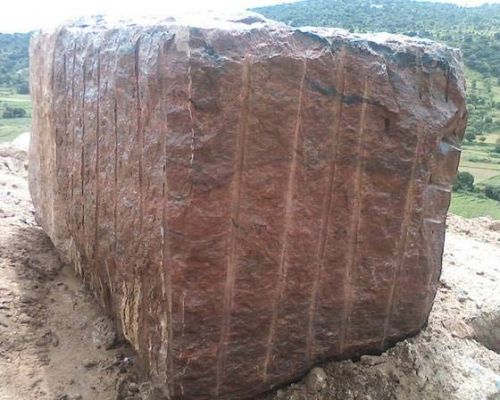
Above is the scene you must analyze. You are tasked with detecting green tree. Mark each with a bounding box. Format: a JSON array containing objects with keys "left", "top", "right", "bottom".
[
  {"left": 484, "top": 185, "right": 500, "bottom": 201},
  {"left": 0, "top": 33, "right": 30, "bottom": 87},
  {"left": 453, "top": 171, "right": 474, "bottom": 192},
  {"left": 16, "top": 82, "right": 29, "bottom": 95},
  {"left": 2, "top": 106, "right": 26, "bottom": 119},
  {"left": 465, "top": 132, "right": 476, "bottom": 143},
  {"left": 494, "top": 139, "right": 500, "bottom": 154}
]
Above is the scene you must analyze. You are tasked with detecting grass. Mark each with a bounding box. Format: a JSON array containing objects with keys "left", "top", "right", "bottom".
[
  {"left": 481, "top": 175, "right": 500, "bottom": 187},
  {"left": 465, "top": 67, "right": 500, "bottom": 138},
  {"left": 450, "top": 192, "right": 500, "bottom": 219},
  {"left": 458, "top": 143, "right": 500, "bottom": 218},
  {"left": 483, "top": 133, "right": 500, "bottom": 144},
  {"left": 0, "top": 117, "right": 31, "bottom": 142},
  {"left": 0, "top": 88, "right": 32, "bottom": 115},
  {"left": 453, "top": 136, "right": 500, "bottom": 219},
  {"left": 0, "top": 87, "right": 32, "bottom": 142},
  {"left": 458, "top": 163, "right": 500, "bottom": 183}
]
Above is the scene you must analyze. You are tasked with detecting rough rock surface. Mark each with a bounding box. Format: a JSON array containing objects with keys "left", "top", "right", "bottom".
[
  {"left": 259, "top": 214, "right": 500, "bottom": 400},
  {"left": 3, "top": 139, "right": 498, "bottom": 400},
  {"left": 29, "top": 13, "right": 467, "bottom": 399}
]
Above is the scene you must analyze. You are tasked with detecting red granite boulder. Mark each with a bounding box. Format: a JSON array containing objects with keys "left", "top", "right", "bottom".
[{"left": 29, "top": 14, "right": 467, "bottom": 399}]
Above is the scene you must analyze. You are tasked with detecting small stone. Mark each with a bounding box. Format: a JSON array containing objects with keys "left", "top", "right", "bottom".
[
  {"left": 440, "top": 279, "right": 452, "bottom": 290},
  {"left": 83, "top": 359, "right": 98, "bottom": 369},
  {"left": 304, "top": 367, "right": 327, "bottom": 393},
  {"left": 128, "top": 382, "right": 139, "bottom": 393},
  {"left": 489, "top": 222, "right": 500, "bottom": 232},
  {"left": 91, "top": 316, "right": 117, "bottom": 350},
  {"left": 360, "top": 355, "right": 385, "bottom": 366},
  {"left": 442, "top": 318, "right": 473, "bottom": 339},
  {"left": 20, "top": 295, "right": 35, "bottom": 304},
  {"left": 138, "top": 382, "right": 166, "bottom": 400}
]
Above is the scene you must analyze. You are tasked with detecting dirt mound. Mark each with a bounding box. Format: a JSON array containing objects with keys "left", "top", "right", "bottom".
[
  {"left": 447, "top": 213, "right": 500, "bottom": 245},
  {"left": 1, "top": 140, "right": 499, "bottom": 400}
]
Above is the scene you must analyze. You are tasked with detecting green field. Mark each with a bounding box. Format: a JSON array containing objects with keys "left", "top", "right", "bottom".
[
  {"left": 450, "top": 192, "right": 500, "bottom": 219},
  {"left": 454, "top": 111, "right": 500, "bottom": 219},
  {"left": 459, "top": 156, "right": 500, "bottom": 183},
  {"left": 0, "top": 87, "right": 31, "bottom": 142},
  {"left": 0, "top": 117, "right": 30, "bottom": 142},
  {"left": 482, "top": 175, "right": 500, "bottom": 187}
]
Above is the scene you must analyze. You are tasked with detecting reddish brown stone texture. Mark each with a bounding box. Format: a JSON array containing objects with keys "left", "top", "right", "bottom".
[{"left": 29, "top": 15, "right": 467, "bottom": 399}]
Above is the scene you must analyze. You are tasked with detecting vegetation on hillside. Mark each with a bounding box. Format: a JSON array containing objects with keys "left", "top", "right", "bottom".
[
  {"left": 0, "top": 33, "right": 30, "bottom": 91},
  {"left": 0, "top": 87, "right": 31, "bottom": 142},
  {"left": 0, "top": 34, "right": 32, "bottom": 142}
]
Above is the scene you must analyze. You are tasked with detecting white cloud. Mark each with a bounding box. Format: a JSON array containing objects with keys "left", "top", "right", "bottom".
[
  {"left": 0, "top": 0, "right": 498, "bottom": 33},
  {"left": 0, "top": 0, "right": 295, "bottom": 32}
]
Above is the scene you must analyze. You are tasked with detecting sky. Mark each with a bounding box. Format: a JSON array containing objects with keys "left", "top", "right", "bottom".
[{"left": 1, "top": 0, "right": 499, "bottom": 33}]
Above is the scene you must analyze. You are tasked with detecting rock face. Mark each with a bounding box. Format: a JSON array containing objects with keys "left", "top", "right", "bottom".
[{"left": 29, "top": 14, "right": 467, "bottom": 399}]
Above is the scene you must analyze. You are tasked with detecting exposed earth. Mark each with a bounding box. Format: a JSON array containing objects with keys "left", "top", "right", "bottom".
[{"left": 1, "top": 134, "right": 499, "bottom": 400}]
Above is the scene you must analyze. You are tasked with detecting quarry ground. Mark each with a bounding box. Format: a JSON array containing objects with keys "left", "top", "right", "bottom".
[{"left": 0, "top": 135, "right": 499, "bottom": 400}]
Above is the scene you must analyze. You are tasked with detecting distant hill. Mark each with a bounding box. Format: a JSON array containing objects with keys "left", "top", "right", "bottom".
[
  {"left": 253, "top": 0, "right": 499, "bottom": 77},
  {"left": 0, "top": 32, "right": 30, "bottom": 91},
  {"left": 253, "top": 0, "right": 500, "bottom": 138}
]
